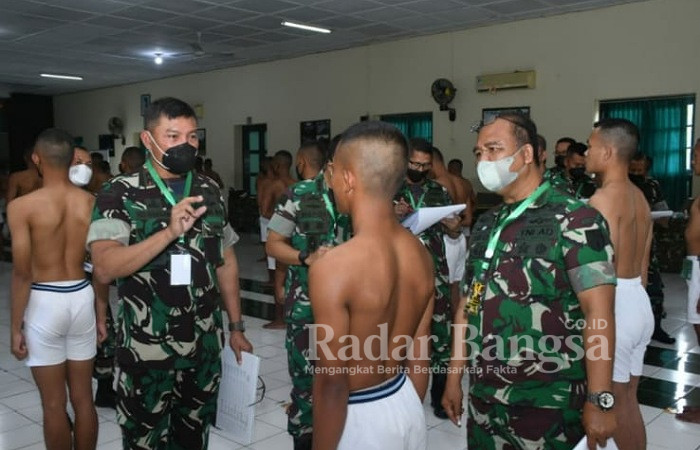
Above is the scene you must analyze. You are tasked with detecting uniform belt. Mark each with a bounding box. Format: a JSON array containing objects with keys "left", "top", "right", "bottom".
[{"left": 348, "top": 372, "right": 406, "bottom": 405}]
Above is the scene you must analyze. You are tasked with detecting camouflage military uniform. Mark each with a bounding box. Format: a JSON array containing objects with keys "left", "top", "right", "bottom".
[
  {"left": 267, "top": 172, "right": 351, "bottom": 444},
  {"left": 394, "top": 180, "right": 451, "bottom": 407},
  {"left": 547, "top": 169, "right": 596, "bottom": 200},
  {"left": 87, "top": 165, "right": 238, "bottom": 450},
  {"left": 636, "top": 176, "right": 670, "bottom": 323},
  {"left": 463, "top": 182, "right": 616, "bottom": 448}
]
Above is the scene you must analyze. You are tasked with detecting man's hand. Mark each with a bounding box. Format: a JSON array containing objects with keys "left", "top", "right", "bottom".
[
  {"left": 394, "top": 198, "right": 412, "bottom": 219},
  {"left": 306, "top": 246, "right": 332, "bottom": 266},
  {"left": 230, "top": 331, "right": 253, "bottom": 364},
  {"left": 97, "top": 317, "right": 108, "bottom": 345},
  {"left": 441, "top": 379, "right": 464, "bottom": 427},
  {"left": 582, "top": 402, "right": 616, "bottom": 449},
  {"left": 167, "top": 195, "right": 207, "bottom": 240},
  {"left": 11, "top": 329, "right": 27, "bottom": 360},
  {"left": 441, "top": 214, "right": 462, "bottom": 238}
]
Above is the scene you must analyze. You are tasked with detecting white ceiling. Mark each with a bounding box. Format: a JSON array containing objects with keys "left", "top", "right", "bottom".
[{"left": 0, "top": 0, "right": 648, "bottom": 96}]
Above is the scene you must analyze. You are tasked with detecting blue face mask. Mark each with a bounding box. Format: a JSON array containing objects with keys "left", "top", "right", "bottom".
[{"left": 476, "top": 147, "right": 523, "bottom": 192}]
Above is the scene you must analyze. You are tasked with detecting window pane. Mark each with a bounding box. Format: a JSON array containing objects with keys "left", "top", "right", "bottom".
[
  {"left": 249, "top": 132, "right": 260, "bottom": 151},
  {"left": 250, "top": 153, "right": 260, "bottom": 173}
]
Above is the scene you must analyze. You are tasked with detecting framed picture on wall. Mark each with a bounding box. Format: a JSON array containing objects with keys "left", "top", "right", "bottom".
[
  {"left": 482, "top": 106, "right": 530, "bottom": 124},
  {"left": 300, "top": 119, "right": 331, "bottom": 145},
  {"left": 140, "top": 94, "right": 151, "bottom": 116},
  {"left": 196, "top": 128, "right": 206, "bottom": 155}
]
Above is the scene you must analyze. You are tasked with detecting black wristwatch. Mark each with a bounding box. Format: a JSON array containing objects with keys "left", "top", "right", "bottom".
[
  {"left": 586, "top": 391, "right": 615, "bottom": 411},
  {"left": 298, "top": 249, "right": 309, "bottom": 267},
  {"left": 228, "top": 320, "right": 246, "bottom": 332}
]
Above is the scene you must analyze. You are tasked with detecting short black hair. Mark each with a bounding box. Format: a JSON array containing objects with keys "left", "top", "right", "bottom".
[
  {"left": 556, "top": 137, "right": 576, "bottom": 147},
  {"left": 204, "top": 158, "right": 213, "bottom": 168},
  {"left": 537, "top": 134, "right": 547, "bottom": 151},
  {"left": 98, "top": 160, "right": 111, "bottom": 174},
  {"left": 274, "top": 150, "right": 293, "bottom": 168},
  {"left": 35, "top": 128, "right": 74, "bottom": 168},
  {"left": 432, "top": 146, "right": 444, "bottom": 163},
  {"left": 144, "top": 97, "right": 196, "bottom": 131},
  {"left": 91, "top": 151, "right": 104, "bottom": 162},
  {"left": 593, "top": 118, "right": 639, "bottom": 161},
  {"left": 567, "top": 142, "right": 587, "bottom": 158},
  {"left": 409, "top": 137, "right": 433, "bottom": 155},
  {"left": 298, "top": 141, "right": 325, "bottom": 171},
  {"left": 631, "top": 152, "right": 646, "bottom": 162},
  {"left": 326, "top": 134, "right": 343, "bottom": 163},
  {"left": 337, "top": 121, "right": 408, "bottom": 198},
  {"left": 497, "top": 113, "right": 539, "bottom": 164},
  {"left": 448, "top": 159, "right": 463, "bottom": 170},
  {"left": 121, "top": 146, "right": 145, "bottom": 172}
]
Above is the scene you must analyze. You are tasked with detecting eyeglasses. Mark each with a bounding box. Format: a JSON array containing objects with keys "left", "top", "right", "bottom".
[{"left": 408, "top": 160, "right": 431, "bottom": 170}]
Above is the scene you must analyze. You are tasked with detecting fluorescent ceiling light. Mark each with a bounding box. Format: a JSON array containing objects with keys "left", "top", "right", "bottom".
[
  {"left": 154, "top": 54, "right": 163, "bottom": 65},
  {"left": 281, "top": 21, "right": 331, "bottom": 34},
  {"left": 40, "top": 73, "right": 83, "bottom": 81}
]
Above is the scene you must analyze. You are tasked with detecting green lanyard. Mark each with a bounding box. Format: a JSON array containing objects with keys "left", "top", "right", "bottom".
[
  {"left": 475, "top": 181, "right": 551, "bottom": 280},
  {"left": 407, "top": 187, "right": 427, "bottom": 210},
  {"left": 145, "top": 159, "right": 193, "bottom": 244},
  {"left": 322, "top": 191, "right": 336, "bottom": 223}
]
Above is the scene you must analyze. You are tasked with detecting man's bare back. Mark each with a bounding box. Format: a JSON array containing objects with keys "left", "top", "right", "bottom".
[
  {"left": 590, "top": 180, "right": 651, "bottom": 279},
  {"left": 686, "top": 197, "right": 700, "bottom": 255},
  {"left": 9, "top": 184, "right": 94, "bottom": 282},
  {"left": 261, "top": 176, "right": 294, "bottom": 219},
  {"left": 6, "top": 169, "right": 41, "bottom": 205},
  {"left": 311, "top": 226, "right": 434, "bottom": 391}
]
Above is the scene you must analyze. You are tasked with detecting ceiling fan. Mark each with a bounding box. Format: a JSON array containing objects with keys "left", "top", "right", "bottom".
[{"left": 170, "top": 32, "right": 236, "bottom": 60}]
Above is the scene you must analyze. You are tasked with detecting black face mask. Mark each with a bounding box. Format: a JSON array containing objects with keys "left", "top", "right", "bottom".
[
  {"left": 407, "top": 168, "right": 428, "bottom": 183},
  {"left": 555, "top": 155, "right": 565, "bottom": 168},
  {"left": 161, "top": 142, "right": 197, "bottom": 175},
  {"left": 148, "top": 132, "right": 198, "bottom": 175},
  {"left": 629, "top": 174, "right": 645, "bottom": 186},
  {"left": 569, "top": 167, "right": 587, "bottom": 180}
]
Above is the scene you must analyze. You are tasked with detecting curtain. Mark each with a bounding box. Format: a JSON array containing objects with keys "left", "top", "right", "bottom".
[
  {"left": 381, "top": 113, "right": 433, "bottom": 143},
  {"left": 600, "top": 96, "right": 694, "bottom": 210}
]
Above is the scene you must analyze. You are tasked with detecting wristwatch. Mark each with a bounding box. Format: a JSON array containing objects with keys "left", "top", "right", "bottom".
[
  {"left": 228, "top": 320, "right": 246, "bottom": 332},
  {"left": 586, "top": 391, "right": 615, "bottom": 411},
  {"left": 298, "top": 249, "right": 309, "bottom": 267}
]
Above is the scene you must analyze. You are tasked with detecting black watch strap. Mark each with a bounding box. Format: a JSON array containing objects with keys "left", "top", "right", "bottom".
[{"left": 298, "top": 249, "right": 309, "bottom": 267}]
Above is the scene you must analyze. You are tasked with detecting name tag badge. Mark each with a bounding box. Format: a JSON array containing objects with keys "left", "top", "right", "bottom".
[
  {"left": 466, "top": 280, "right": 485, "bottom": 316},
  {"left": 170, "top": 253, "right": 192, "bottom": 286}
]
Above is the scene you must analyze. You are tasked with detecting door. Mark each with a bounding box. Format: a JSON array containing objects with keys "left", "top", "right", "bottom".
[{"left": 242, "top": 124, "right": 267, "bottom": 195}]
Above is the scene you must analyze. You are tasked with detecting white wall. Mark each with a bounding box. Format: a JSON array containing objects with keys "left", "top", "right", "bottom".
[{"left": 54, "top": 0, "right": 700, "bottom": 196}]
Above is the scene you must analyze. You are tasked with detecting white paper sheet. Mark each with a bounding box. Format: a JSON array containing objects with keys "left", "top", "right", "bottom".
[
  {"left": 573, "top": 436, "right": 619, "bottom": 450},
  {"left": 650, "top": 210, "right": 673, "bottom": 219},
  {"left": 215, "top": 349, "right": 260, "bottom": 445},
  {"left": 401, "top": 204, "right": 466, "bottom": 235}
]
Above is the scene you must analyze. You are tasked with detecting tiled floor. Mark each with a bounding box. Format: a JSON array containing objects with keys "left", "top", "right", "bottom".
[{"left": 1, "top": 233, "right": 700, "bottom": 449}]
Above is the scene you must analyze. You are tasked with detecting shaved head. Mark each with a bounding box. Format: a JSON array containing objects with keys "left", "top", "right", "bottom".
[
  {"left": 298, "top": 141, "right": 325, "bottom": 171},
  {"left": 593, "top": 118, "right": 639, "bottom": 161},
  {"left": 35, "top": 128, "right": 74, "bottom": 168},
  {"left": 336, "top": 121, "right": 408, "bottom": 198}
]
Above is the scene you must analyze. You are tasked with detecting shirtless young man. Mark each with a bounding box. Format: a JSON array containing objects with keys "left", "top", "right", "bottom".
[
  {"left": 309, "top": 121, "right": 434, "bottom": 450},
  {"left": 9, "top": 129, "right": 98, "bottom": 450},
  {"left": 586, "top": 118, "right": 653, "bottom": 450},
  {"left": 260, "top": 151, "right": 296, "bottom": 323},
  {"left": 6, "top": 147, "right": 42, "bottom": 205},
  {"left": 431, "top": 147, "right": 472, "bottom": 312},
  {"left": 675, "top": 138, "right": 700, "bottom": 424},
  {"left": 256, "top": 157, "right": 275, "bottom": 263}
]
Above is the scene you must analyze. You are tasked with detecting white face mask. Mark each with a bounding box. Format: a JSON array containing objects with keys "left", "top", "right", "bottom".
[
  {"left": 476, "top": 147, "right": 523, "bottom": 193},
  {"left": 69, "top": 163, "right": 92, "bottom": 187}
]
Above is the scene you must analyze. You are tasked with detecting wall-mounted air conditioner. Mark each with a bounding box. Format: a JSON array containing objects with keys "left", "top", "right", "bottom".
[{"left": 476, "top": 70, "right": 536, "bottom": 92}]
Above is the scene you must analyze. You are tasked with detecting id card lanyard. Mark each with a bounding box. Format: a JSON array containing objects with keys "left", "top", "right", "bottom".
[
  {"left": 407, "top": 187, "right": 427, "bottom": 210},
  {"left": 145, "top": 159, "right": 193, "bottom": 286},
  {"left": 466, "top": 181, "right": 550, "bottom": 315}
]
